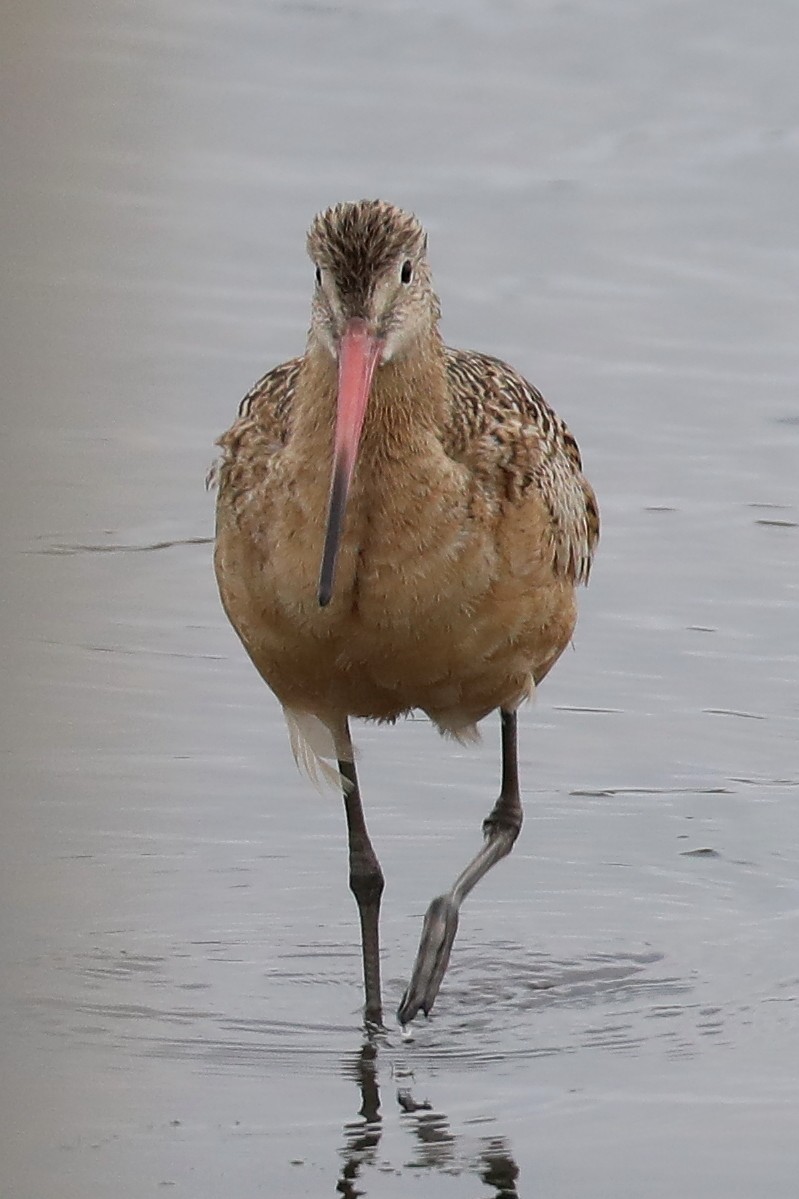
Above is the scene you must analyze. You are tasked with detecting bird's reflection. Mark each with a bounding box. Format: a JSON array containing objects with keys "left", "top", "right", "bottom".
[
  {"left": 337, "top": 1040, "right": 381, "bottom": 1196},
  {"left": 478, "top": 1137, "right": 521, "bottom": 1198},
  {"left": 337, "top": 1037, "right": 519, "bottom": 1196}
]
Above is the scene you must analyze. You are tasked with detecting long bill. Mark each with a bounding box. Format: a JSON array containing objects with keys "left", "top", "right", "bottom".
[{"left": 318, "top": 319, "right": 382, "bottom": 607}]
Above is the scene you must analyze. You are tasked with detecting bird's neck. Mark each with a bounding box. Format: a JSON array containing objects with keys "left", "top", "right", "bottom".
[{"left": 297, "top": 332, "right": 450, "bottom": 458}]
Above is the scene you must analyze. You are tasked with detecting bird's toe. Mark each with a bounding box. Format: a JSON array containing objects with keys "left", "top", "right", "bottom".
[{"left": 397, "top": 894, "right": 459, "bottom": 1026}]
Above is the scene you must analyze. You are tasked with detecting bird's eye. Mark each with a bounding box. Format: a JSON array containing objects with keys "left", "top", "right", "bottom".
[
  {"left": 315, "top": 265, "right": 322, "bottom": 286},
  {"left": 400, "top": 260, "right": 413, "bottom": 284}
]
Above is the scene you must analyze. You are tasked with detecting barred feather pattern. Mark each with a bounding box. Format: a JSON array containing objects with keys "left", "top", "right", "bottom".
[
  {"left": 210, "top": 357, "right": 302, "bottom": 509},
  {"left": 214, "top": 347, "right": 598, "bottom": 589},
  {"left": 442, "top": 347, "right": 599, "bottom": 586}
]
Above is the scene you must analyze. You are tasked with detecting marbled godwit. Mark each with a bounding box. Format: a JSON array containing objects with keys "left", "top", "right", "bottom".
[{"left": 212, "top": 199, "right": 599, "bottom": 1027}]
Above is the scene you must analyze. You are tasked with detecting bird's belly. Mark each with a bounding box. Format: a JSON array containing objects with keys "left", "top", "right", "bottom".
[{"left": 215, "top": 488, "right": 576, "bottom": 731}]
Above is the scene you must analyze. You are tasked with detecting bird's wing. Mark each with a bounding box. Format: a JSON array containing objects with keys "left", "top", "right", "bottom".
[
  {"left": 208, "top": 356, "right": 303, "bottom": 494},
  {"left": 443, "top": 347, "right": 600, "bottom": 585}
]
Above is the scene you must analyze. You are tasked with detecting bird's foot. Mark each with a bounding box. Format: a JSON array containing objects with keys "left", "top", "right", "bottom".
[{"left": 397, "top": 894, "right": 459, "bottom": 1026}]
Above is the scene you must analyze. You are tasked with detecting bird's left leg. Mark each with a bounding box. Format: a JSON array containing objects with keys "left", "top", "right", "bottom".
[
  {"left": 397, "top": 708, "right": 523, "bottom": 1026},
  {"left": 335, "top": 718, "right": 385, "bottom": 1028}
]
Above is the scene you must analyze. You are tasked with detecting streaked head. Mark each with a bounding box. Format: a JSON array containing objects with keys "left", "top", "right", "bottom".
[
  {"left": 306, "top": 200, "right": 440, "bottom": 607},
  {"left": 307, "top": 198, "right": 440, "bottom": 364}
]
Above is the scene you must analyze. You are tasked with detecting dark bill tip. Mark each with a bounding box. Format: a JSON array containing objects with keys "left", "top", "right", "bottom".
[{"left": 317, "top": 461, "right": 349, "bottom": 608}]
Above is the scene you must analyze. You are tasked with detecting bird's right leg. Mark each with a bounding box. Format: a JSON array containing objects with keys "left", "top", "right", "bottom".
[
  {"left": 335, "top": 718, "right": 385, "bottom": 1028},
  {"left": 398, "top": 708, "right": 523, "bottom": 1026}
]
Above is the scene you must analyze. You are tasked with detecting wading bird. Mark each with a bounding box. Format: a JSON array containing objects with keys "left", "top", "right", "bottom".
[{"left": 212, "top": 199, "right": 599, "bottom": 1027}]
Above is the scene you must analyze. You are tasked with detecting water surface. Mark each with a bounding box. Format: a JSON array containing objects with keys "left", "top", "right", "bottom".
[{"left": 2, "top": 1, "right": 798, "bottom": 1195}]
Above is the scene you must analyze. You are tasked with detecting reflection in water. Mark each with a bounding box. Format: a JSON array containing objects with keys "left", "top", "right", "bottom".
[
  {"left": 338, "top": 1039, "right": 519, "bottom": 1197},
  {"left": 338, "top": 1041, "right": 382, "bottom": 1197},
  {"left": 402, "top": 1106, "right": 456, "bottom": 1170},
  {"left": 479, "top": 1140, "right": 521, "bottom": 1199}
]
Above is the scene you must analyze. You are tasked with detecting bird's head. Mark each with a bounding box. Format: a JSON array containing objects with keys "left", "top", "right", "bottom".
[
  {"left": 307, "top": 198, "right": 440, "bottom": 364},
  {"left": 306, "top": 199, "right": 441, "bottom": 607}
]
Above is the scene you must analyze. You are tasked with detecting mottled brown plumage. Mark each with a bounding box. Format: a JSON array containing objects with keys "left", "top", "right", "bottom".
[{"left": 212, "top": 199, "right": 599, "bottom": 1027}]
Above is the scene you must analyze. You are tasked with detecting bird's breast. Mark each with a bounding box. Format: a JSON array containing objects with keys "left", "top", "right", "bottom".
[
  {"left": 215, "top": 434, "right": 574, "bottom": 727},
  {"left": 279, "top": 445, "right": 496, "bottom": 624}
]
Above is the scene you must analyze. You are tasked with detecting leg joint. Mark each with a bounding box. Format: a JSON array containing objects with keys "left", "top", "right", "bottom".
[
  {"left": 349, "top": 858, "right": 385, "bottom": 906},
  {"left": 483, "top": 801, "right": 523, "bottom": 842}
]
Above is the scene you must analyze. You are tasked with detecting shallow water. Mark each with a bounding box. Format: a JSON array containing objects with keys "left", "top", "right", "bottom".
[{"left": 2, "top": 1, "right": 798, "bottom": 1195}]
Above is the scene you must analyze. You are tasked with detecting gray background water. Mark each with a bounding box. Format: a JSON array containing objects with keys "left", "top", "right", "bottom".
[{"left": 2, "top": 1, "right": 798, "bottom": 1195}]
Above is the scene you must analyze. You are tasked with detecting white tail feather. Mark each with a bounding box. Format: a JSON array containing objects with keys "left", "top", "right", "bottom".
[
  {"left": 285, "top": 709, "right": 350, "bottom": 792},
  {"left": 440, "top": 720, "right": 482, "bottom": 745}
]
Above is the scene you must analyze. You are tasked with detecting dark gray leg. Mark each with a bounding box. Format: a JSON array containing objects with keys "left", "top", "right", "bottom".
[
  {"left": 337, "top": 721, "right": 385, "bottom": 1028},
  {"left": 397, "top": 709, "right": 523, "bottom": 1026}
]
